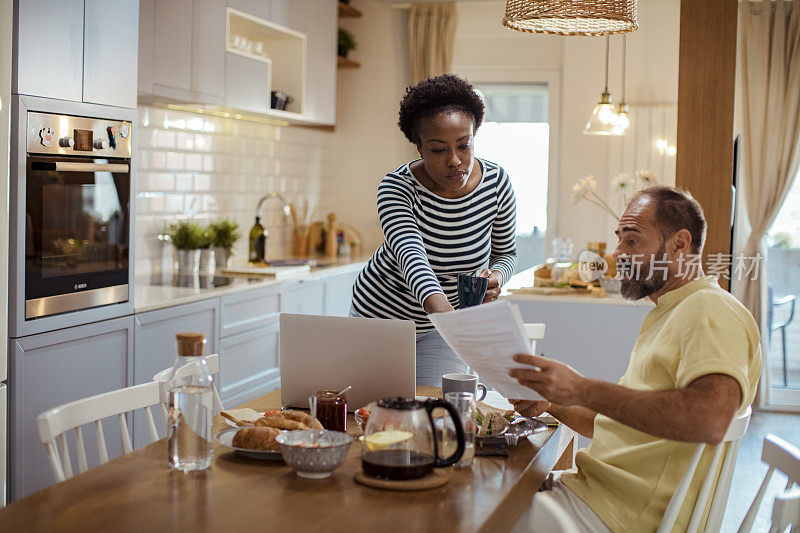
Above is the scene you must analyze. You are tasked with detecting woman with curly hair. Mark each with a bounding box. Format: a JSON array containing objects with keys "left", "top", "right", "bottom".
[{"left": 350, "top": 74, "right": 518, "bottom": 386}]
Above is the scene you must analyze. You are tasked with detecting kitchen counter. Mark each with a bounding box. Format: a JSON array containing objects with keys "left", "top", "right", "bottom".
[{"left": 134, "top": 256, "right": 368, "bottom": 313}]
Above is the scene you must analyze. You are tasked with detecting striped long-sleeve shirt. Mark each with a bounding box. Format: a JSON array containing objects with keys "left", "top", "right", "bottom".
[{"left": 351, "top": 158, "right": 517, "bottom": 333}]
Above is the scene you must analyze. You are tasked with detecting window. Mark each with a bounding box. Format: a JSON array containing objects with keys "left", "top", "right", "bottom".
[{"left": 474, "top": 83, "right": 550, "bottom": 270}]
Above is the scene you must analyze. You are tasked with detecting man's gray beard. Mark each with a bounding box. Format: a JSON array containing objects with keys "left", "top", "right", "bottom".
[{"left": 620, "top": 249, "right": 669, "bottom": 301}]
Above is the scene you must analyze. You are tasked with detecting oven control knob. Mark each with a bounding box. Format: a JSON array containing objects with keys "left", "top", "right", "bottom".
[
  {"left": 94, "top": 139, "right": 109, "bottom": 150},
  {"left": 119, "top": 122, "right": 130, "bottom": 138},
  {"left": 58, "top": 136, "right": 74, "bottom": 148}
]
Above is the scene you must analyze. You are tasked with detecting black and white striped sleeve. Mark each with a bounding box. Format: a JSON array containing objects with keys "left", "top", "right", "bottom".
[
  {"left": 377, "top": 177, "right": 445, "bottom": 306},
  {"left": 489, "top": 167, "right": 517, "bottom": 284}
]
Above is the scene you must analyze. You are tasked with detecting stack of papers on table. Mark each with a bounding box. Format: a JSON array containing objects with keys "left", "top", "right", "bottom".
[{"left": 428, "top": 300, "right": 545, "bottom": 401}]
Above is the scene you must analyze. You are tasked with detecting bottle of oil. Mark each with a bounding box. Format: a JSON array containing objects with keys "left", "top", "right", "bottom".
[{"left": 248, "top": 217, "right": 268, "bottom": 264}]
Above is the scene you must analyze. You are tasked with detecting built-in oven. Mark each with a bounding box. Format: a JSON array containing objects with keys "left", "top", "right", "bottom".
[{"left": 17, "top": 111, "right": 132, "bottom": 324}]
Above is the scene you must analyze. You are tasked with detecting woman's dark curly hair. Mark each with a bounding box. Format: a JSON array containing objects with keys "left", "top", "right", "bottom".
[{"left": 398, "top": 74, "right": 485, "bottom": 145}]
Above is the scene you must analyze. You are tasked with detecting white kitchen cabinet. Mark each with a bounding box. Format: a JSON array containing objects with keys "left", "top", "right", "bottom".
[
  {"left": 323, "top": 271, "right": 358, "bottom": 317},
  {"left": 220, "top": 285, "right": 281, "bottom": 338},
  {"left": 218, "top": 323, "right": 280, "bottom": 406},
  {"left": 191, "top": 0, "right": 226, "bottom": 104},
  {"left": 132, "top": 298, "right": 219, "bottom": 447},
  {"left": 152, "top": 0, "right": 193, "bottom": 97},
  {"left": 1, "top": 383, "right": 6, "bottom": 508},
  {"left": 15, "top": 0, "right": 138, "bottom": 108},
  {"left": 9, "top": 316, "right": 134, "bottom": 500},
  {"left": 280, "top": 280, "right": 325, "bottom": 316},
  {"left": 83, "top": 0, "right": 139, "bottom": 108},
  {"left": 225, "top": 53, "right": 270, "bottom": 114},
  {"left": 14, "top": 0, "right": 84, "bottom": 102}
]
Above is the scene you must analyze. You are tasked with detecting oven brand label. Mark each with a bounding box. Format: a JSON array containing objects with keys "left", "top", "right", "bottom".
[{"left": 74, "top": 283, "right": 87, "bottom": 290}]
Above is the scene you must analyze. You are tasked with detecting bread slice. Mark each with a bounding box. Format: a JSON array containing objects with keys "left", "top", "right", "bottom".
[
  {"left": 476, "top": 402, "right": 516, "bottom": 436},
  {"left": 220, "top": 408, "right": 262, "bottom": 426}
]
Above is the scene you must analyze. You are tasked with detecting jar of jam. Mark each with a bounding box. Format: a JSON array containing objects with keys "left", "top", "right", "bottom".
[{"left": 315, "top": 390, "right": 347, "bottom": 431}]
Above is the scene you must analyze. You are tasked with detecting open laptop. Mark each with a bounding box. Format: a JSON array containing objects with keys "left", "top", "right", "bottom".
[{"left": 279, "top": 313, "right": 416, "bottom": 410}]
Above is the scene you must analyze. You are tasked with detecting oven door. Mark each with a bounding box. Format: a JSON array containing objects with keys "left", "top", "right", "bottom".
[{"left": 25, "top": 155, "right": 131, "bottom": 319}]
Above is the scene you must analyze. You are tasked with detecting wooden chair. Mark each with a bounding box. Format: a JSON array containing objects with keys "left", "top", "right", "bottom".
[
  {"left": 152, "top": 353, "right": 224, "bottom": 423},
  {"left": 657, "top": 405, "right": 752, "bottom": 533},
  {"left": 37, "top": 381, "right": 161, "bottom": 483},
  {"left": 738, "top": 434, "right": 800, "bottom": 533}
]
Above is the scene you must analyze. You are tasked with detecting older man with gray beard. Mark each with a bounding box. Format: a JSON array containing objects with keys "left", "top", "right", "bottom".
[{"left": 509, "top": 186, "right": 762, "bottom": 532}]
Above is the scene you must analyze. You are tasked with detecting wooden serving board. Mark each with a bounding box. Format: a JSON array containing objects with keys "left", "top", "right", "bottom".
[
  {"left": 221, "top": 264, "right": 310, "bottom": 279},
  {"left": 353, "top": 469, "right": 449, "bottom": 491},
  {"left": 507, "top": 286, "right": 594, "bottom": 296}
]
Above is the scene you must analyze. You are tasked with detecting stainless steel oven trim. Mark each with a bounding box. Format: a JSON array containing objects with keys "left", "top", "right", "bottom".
[{"left": 25, "top": 284, "right": 129, "bottom": 320}]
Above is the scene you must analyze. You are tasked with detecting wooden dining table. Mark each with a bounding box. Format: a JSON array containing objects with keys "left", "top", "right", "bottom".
[{"left": 0, "top": 386, "right": 575, "bottom": 532}]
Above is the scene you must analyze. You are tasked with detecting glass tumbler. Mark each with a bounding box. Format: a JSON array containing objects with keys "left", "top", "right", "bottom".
[{"left": 444, "top": 391, "right": 476, "bottom": 467}]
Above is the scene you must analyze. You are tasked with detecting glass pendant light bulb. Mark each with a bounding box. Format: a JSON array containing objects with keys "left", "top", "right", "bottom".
[{"left": 584, "top": 91, "right": 618, "bottom": 135}]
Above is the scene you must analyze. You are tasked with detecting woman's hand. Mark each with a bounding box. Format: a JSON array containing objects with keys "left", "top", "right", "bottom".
[{"left": 479, "top": 269, "right": 503, "bottom": 303}]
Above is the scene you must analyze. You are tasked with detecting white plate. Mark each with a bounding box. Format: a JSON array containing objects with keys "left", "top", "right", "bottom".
[
  {"left": 214, "top": 427, "right": 284, "bottom": 461},
  {"left": 223, "top": 412, "right": 266, "bottom": 428}
]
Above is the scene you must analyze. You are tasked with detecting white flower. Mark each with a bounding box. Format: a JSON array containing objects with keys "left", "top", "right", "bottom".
[
  {"left": 636, "top": 169, "right": 658, "bottom": 186},
  {"left": 571, "top": 175, "right": 597, "bottom": 205},
  {"left": 611, "top": 173, "right": 636, "bottom": 195}
]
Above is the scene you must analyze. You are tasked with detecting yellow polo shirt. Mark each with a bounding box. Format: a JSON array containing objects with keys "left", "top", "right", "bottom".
[{"left": 560, "top": 276, "right": 762, "bottom": 532}]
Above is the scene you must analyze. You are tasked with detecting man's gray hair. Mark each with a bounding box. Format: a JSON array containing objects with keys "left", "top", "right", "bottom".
[{"left": 631, "top": 186, "right": 707, "bottom": 254}]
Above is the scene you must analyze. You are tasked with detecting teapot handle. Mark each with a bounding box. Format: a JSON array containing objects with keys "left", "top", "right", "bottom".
[{"left": 423, "top": 399, "right": 465, "bottom": 468}]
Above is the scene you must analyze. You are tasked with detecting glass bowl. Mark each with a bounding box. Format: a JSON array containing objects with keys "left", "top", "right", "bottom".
[{"left": 275, "top": 430, "right": 353, "bottom": 479}]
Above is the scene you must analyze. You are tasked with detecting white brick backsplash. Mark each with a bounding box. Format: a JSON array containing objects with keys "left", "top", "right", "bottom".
[{"left": 135, "top": 105, "right": 335, "bottom": 277}]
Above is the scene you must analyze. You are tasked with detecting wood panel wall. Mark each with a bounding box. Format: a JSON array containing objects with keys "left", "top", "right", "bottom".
[{"left": 675, "top": 0, "right": 739, "bottom": 290}]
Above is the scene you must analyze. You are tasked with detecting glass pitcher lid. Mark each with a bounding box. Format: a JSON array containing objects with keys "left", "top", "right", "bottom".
[{"left": 377, "top": 397, "right": 422, "bottom": 410}]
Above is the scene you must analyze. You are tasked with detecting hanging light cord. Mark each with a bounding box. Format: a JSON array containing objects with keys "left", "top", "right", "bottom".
[
  {"left": 621, "top": 35, "right": 627, "bottom": 103},
  {"left": 603, "top": 36, "right": 610, "bottom": 93}
]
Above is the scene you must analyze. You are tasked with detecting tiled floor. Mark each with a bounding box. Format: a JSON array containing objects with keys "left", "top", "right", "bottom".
[{"left": 722, "top": 410, "right": 800, "bottom": 532}]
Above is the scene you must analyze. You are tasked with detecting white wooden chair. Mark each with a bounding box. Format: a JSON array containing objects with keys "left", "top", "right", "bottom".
[
  {"left": 152, "top": 353, "right": 224, "bottom": 423},
  {"left": 524, "top": 323, "right": 546, "bottom": 354},
  {"left": 769, "top": 487, "right": 800, "bottom": 533},
  {"left": 37, "top": 381, "right": 161, "bottom": 484},
  {"left": 738, "top": 433, "right": 800, "bottom": 533},
  {"left": 657, "top": 405, "right": 752, "bottom": 533},
  {"left": 510, "top": 491, "right": 581, "bottom": 533}
]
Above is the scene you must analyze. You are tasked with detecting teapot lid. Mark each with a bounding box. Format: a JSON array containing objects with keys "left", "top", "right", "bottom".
[{"left": 377, "top": 397, "right": 421, "bottom": 410}]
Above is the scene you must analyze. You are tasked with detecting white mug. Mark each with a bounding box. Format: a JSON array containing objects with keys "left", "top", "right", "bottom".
[{"left": 441, "top": 373, "right": 487, "bottom": 401}]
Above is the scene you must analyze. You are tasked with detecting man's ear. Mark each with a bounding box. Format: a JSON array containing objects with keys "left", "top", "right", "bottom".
[{"left": 670, "top": 229, "right": 693, "bottom": 254}]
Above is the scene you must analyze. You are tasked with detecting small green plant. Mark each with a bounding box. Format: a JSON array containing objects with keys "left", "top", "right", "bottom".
[
  {"left": 167, "top": 221, "right": 205, "bottom": 250},
  {"left": 772, "top": 232, "right": 793, "bottom": 247},
  {"left": 208, "top": 219, "right": 242, "bottom": 251},
  {"left": 338, "top": 28, "right": 357, "bottom": 57}
]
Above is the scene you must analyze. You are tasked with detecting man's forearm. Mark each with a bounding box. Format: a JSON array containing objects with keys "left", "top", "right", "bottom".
[
  {"left": 579, "top": 376, "right": 737, "bottom": 444},
  {"left": 547, "top": 404, "right": 596, "bottom": 438}
]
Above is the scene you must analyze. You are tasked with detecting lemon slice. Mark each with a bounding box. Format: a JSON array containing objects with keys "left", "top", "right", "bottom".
[{"left": 364, "top": 430, "right": 413, "bottom": 451}]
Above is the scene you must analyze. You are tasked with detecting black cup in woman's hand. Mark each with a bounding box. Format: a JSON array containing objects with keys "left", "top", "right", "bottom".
[{"left": 458, "top": 274, "right": 489, "bottom": 308}]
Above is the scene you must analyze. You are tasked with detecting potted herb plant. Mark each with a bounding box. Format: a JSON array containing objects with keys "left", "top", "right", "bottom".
[
  {"left": 167, "top": 221, "right": 205, "bottom": 273},
  {"left": 338, "top": 28, "right": 357, "bottom": 58},
  {"left": 208, "top": 219, "right": 242, "bottom": 270},
  {"left": 198, "top": 227, "right": 215, "bottom": 274}
]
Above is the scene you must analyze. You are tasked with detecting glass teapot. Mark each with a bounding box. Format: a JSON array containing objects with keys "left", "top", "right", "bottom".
[{"left": 361, "top": 397, "right": 465, "bottom": 480}]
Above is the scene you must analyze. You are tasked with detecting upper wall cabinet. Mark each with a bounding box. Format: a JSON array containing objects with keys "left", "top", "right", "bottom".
[
  {"left": 138, "top": 0, "right": 336, "bottom": 126},
  {"left": 14, "top": 0, "right": 139, "bottom": 109}
]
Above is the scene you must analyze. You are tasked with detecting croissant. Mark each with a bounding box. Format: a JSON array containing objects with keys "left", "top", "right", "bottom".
[
  {"left": 256, "top": 413, "right": 306, "bottom": 431},
  {"left": 281, "top": 410, "right": 324, "bottom": 430},
  {"left": 232, "top": 426, "right": 281, "bottom": 451}
]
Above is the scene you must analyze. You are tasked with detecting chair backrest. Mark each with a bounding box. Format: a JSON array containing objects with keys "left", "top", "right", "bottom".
[
  {"left": 37, "top": 381, "right": 161, "bottom": 484},
  {"left": 769, "top": 487, "right": 800, "bottom": 533},
  {"left": 523, "top": 323, "right": 546, "bottom": 354},
  {"left": 738, "top": 434, "right": 800, "bottom": 533},
  {"left": 658, "top": 405, "right": 752, "bottom": 533},
  {"left": 152, "top": 353, "right": 223, "bottom": 422}
]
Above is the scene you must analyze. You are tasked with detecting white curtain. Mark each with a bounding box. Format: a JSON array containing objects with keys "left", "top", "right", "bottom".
[
  {"left": 408, "top": 2, "right": 457, "bottom": 84},
  {"left": 738, "top": 0, "right": 800, "bottom": 346}
]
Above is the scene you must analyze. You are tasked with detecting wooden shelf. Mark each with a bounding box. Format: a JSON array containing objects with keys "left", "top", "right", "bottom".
[
  {"left": 337, "top": 56, "right": 361, "bottom": 69},
  {"left": 338, "top": 2, "right": 362, "bottom": 17}
]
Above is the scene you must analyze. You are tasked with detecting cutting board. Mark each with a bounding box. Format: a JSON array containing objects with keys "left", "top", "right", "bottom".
[{"left": 221, "top": 264, "right": 310, "bottom": 280}]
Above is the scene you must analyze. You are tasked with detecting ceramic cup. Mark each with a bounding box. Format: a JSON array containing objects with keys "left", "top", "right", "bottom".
[
  {"left": 442, "top": 373, "right": 487, "bottom": 401},
  {"left": 457, "top": 274, "right": 489, "bottom": 309}
]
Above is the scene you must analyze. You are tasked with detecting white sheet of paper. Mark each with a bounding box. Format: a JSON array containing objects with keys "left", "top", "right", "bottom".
[{"left": 428, "top": 300, "right": 544, "bottom": 401}]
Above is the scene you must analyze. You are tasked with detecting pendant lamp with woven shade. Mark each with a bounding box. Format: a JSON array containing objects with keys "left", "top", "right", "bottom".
[{"left": 503, "top": 0, "right": 638, "bottom": 36}]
